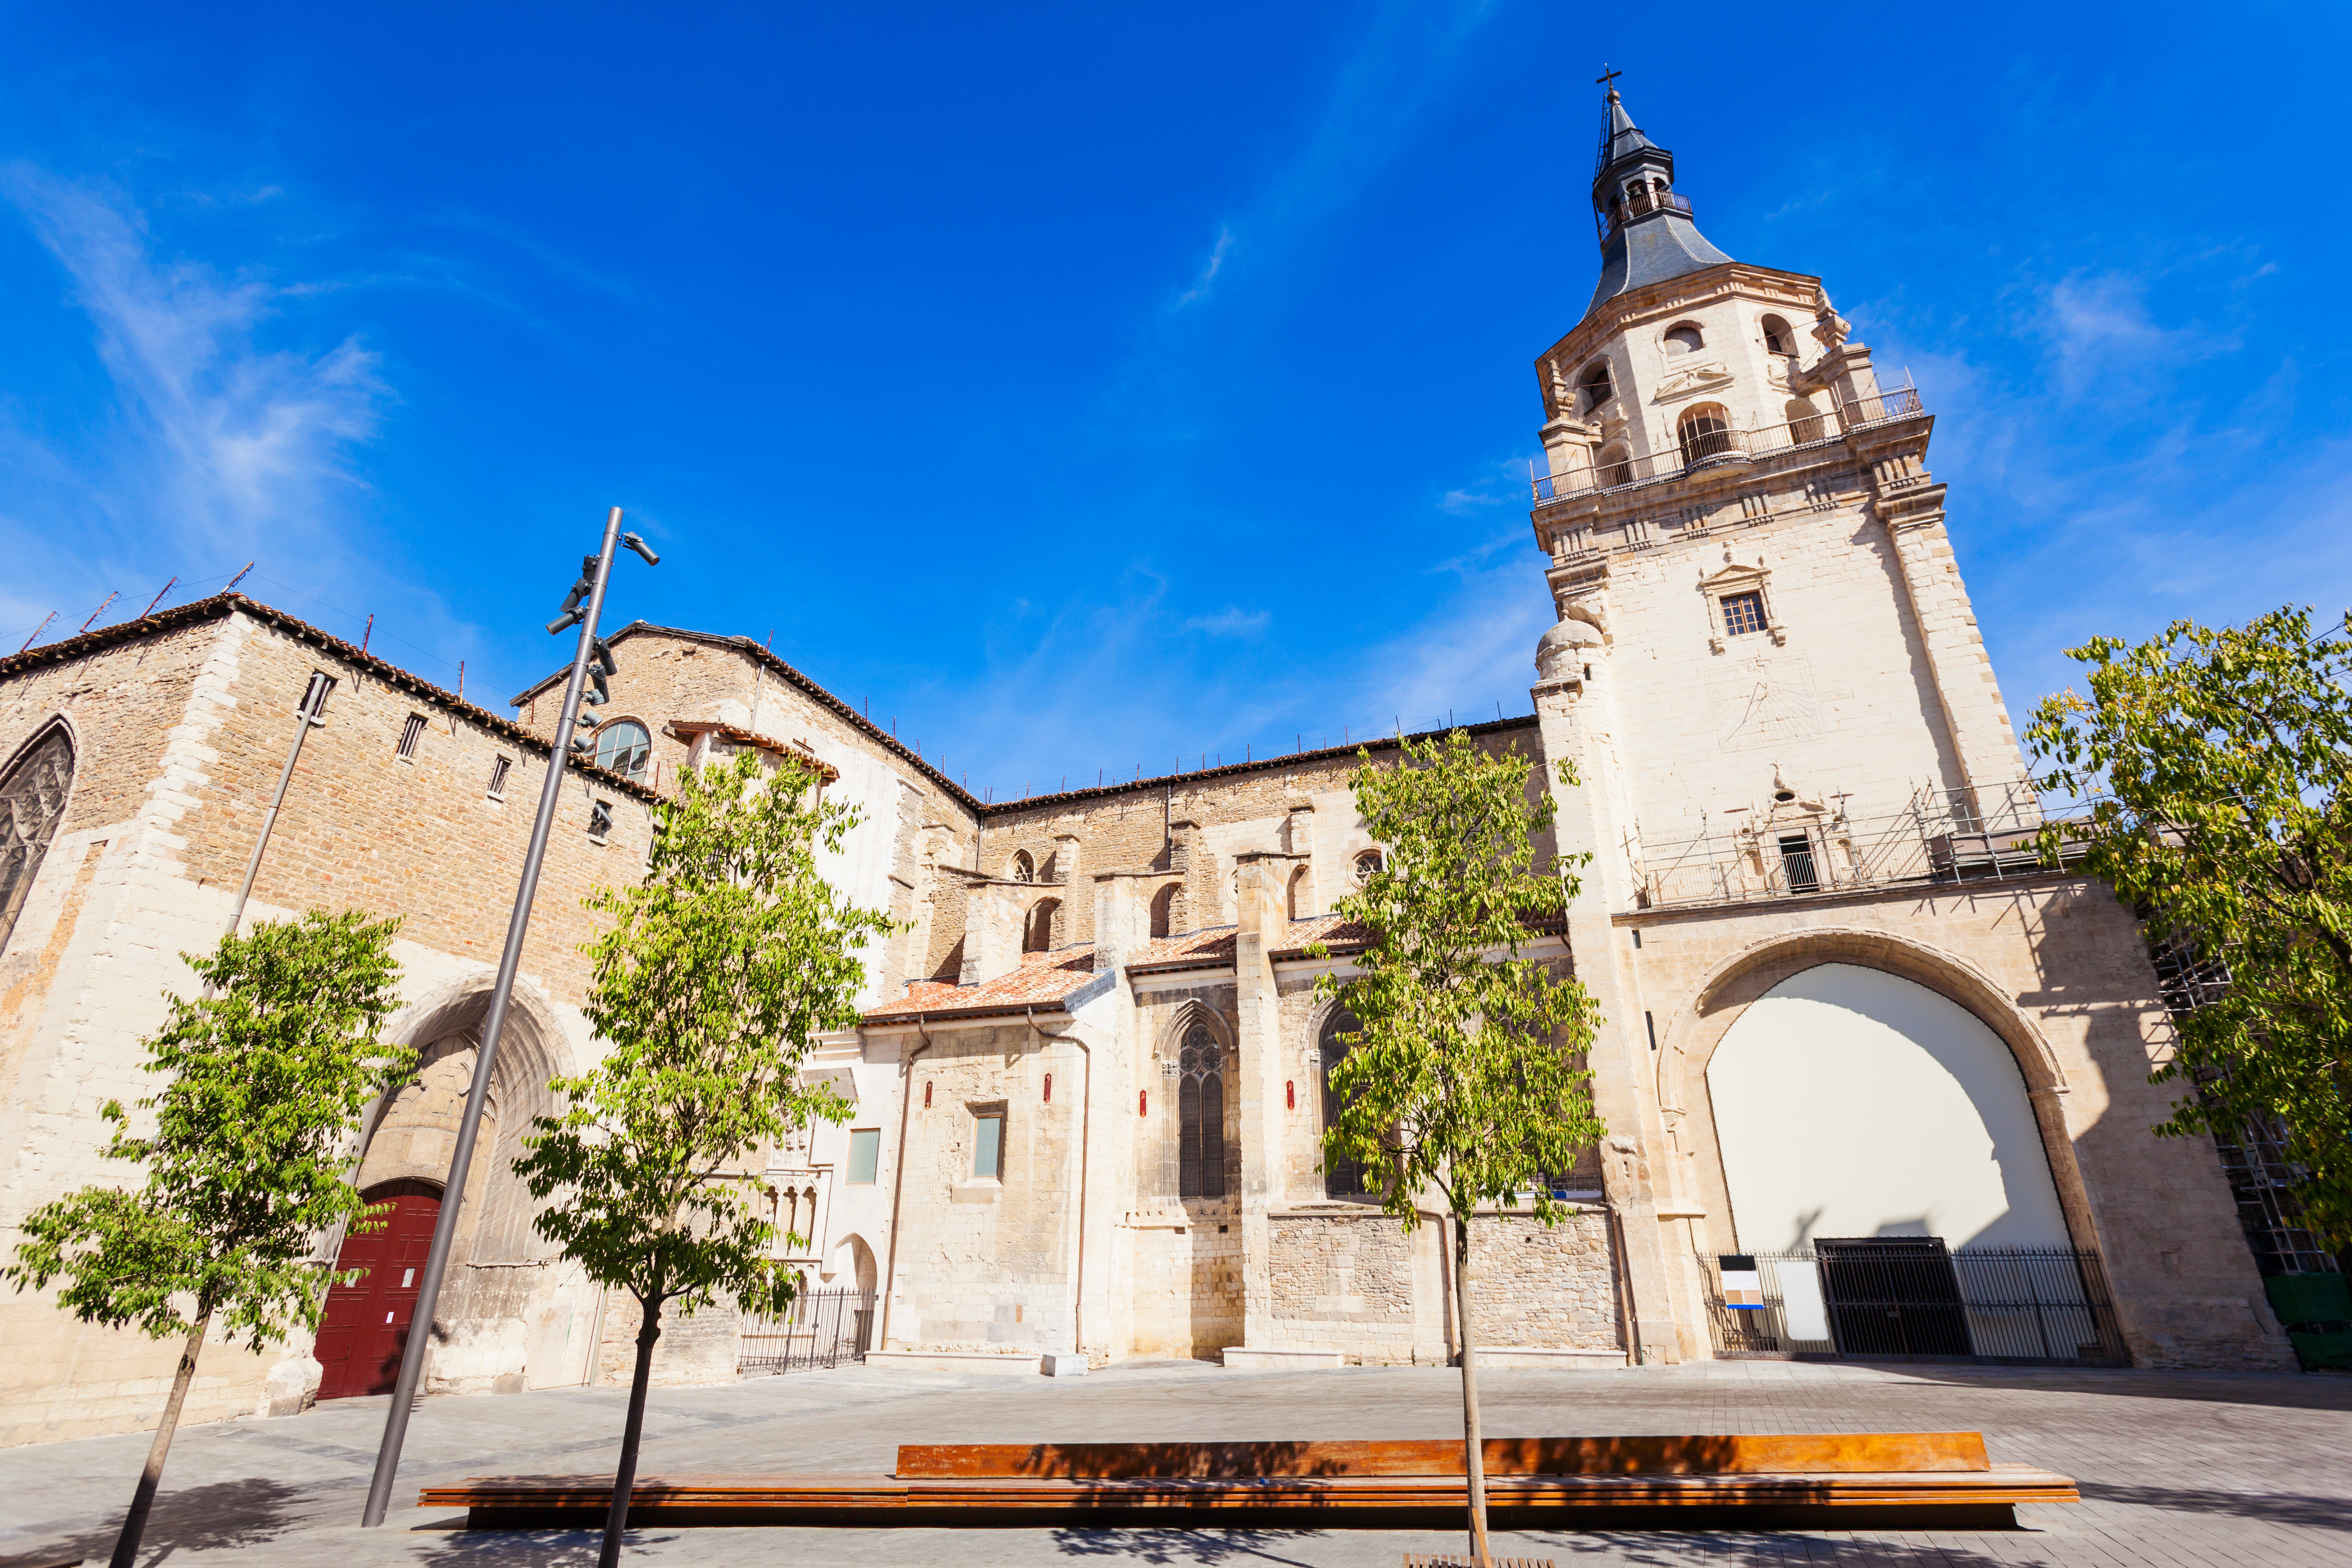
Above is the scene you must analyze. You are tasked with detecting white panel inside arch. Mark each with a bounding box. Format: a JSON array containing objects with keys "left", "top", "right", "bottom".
[{"left": 1706, "top": 963, "right": 2069, "bottom": 1251}]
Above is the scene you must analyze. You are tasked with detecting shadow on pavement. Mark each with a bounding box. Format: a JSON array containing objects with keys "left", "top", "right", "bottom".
[
  {"left": 1518, "top": 1529, "right": 2060, "bottom": 1566},
  {"left": 15, "top": 1477, "right": 306, "bottom": 1568},
  {"left": 1847, "top": 1363, "right": 2352, "bottom": 1413},
  {"left": 413, "top": 1528, "right": 678, "bottom": 1565},
  {"left": 1050, "top": 1527, "right": 1330, "bottom": 1565},
  {"left": 2076, "top": 1480, "right": 2352, "bottom": 1532}
]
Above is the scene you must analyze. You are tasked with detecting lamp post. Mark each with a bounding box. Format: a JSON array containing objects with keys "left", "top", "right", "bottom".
[{"left": 360, "top": 506, "right": 659, "bottom": 1527}]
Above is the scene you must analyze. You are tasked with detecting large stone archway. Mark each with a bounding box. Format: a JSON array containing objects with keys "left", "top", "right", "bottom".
[
  {"left": 1704, "top": 962, "right": 2071, "bottom": 1251},
  {"left": 1658, "top": 927, "right": 2101, "bottom": 1259}
]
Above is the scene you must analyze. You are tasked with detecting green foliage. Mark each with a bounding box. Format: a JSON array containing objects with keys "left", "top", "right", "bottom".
[
  {"left": 1308, "top": 729, "right": 1607, "bottom": 1228},
  {"left": 514, "top": 748, "right": 897, "bottom": 1320},
  {"left": 2027, "top": 606, "right": 2352, "bottom": 1250},
  {"left": 5, "top": 911, "right": 410, "bottom": 1350}
]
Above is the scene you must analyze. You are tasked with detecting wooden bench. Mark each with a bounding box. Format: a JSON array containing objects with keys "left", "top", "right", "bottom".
[{"left": 420, "top": 1432, "right": 2078, "bottom": 1530}]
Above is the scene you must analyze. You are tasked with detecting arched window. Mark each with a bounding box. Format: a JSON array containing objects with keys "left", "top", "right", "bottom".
[
  {"left": 1287, "top": 864, "right": 1310, "bottom": 921},
  {"left": 1663, "top": 323, "right": 1705, "bottom": 356},
  {"left": 1785, "top": 397, "right": 1827, "bottom": 444},
  {"left": 1625, "top": 180, "right": 1654, "bottom": 216},
  {"left": 0, "top": 726, "right": 74, "bottom": 957},
  {"left": 1319, "top": 1010, "right": 1370, "bottom": 1198},
  {"left": 1176, "top": 1023, "right": 1226, "bottom": 1198},
  {"left": 593, "top": 720, "right": 651, "bottom": 779},
  {"left": 1352, "top": 849, "right": 1383, "bottom": 886},
  {"left": 1578, "top": 359, "right": 1614, "bottom": 412},
  {"left": 1595, "top": 444, "right": 1633, "bottom": 488},
  {"left": 1150, "top": 882, "right": 1182, "bottom": 939},
  {"left": 1024, "top": 897, "right": 1059, "bottom": 953},
  {"left": 1009, "top": 850, "right": 1035, "bottom": 883},
  {"left": 1678, "top": 404, "right": 1734, "bottom": 465},
  {"left": 1760, "top": 314, "right": 1795, "bottom": 357}
]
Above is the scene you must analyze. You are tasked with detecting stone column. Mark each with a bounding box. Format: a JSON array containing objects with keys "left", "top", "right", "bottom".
[
  {"left": 958, "top": 881, "right": 1022, "bottom": 985},
  {"left": 1230, "top": 854, "right": 1289, "bottom": 1354},
  {"left": 1529, "top": 623, "right": 1689, "bottom": 1362}
]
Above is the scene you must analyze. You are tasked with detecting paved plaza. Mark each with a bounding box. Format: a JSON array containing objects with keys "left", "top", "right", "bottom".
[{"left": 1, "top": 1357, "right": 2346, "bottom": 1567}]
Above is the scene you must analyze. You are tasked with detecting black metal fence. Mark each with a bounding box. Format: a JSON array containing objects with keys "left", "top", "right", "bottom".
[
  {"left": 1700, "top": 1240, "right": 2129, "bottom": 1366},
  {"left": 737, "top": 1287, "right": 875, "bottom": 1375}
]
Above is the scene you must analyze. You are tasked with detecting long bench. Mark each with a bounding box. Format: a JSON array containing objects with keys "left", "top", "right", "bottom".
[{"left": 420, "top": 1432, "right": 2077, "bottom": 1530}]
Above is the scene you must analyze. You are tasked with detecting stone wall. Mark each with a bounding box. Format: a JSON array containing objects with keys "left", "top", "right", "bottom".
[
  {"left": 1464, "top": 1209, "right": 1623, "bottom": 1351},
  {"left": 0, "top": 602, "right": 663, "bottom": 1444}
]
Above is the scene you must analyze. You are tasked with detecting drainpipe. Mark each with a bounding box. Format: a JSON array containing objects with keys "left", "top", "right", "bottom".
[
  {"left": 875, "top": 1017, "right": 934, "bottom": 1351},
  {"left": 1601, "top": 1197, "right": 1645, "bottom": 1367},
  {"left": 1028, "top": 1006, "right": 1091, "bottom": 1360},
  {"left": 225, "top": 670, "right": 335, "bottom": 939}
]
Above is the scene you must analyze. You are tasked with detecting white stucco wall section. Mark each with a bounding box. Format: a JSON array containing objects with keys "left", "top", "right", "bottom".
[{"left": 1707, "top": 962, "right": 2069, "bottom": 1251}]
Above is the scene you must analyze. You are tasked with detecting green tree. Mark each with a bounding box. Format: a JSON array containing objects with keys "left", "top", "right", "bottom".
[
  {"left": 1308, "top": 730, "right": 1607, "bottom": 1568},
  {"left": 2028, "top": 606, "right": 2352, "bottom": 1254},
  {"left": 513, "top": 748, "right": 896, "bottom": 1567},
  {"left": 5, "top": 911, "right": 408, "bottom": 1568}
]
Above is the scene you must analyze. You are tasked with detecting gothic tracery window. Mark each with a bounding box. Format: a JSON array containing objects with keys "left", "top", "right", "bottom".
[
  {"left": 0, "top": 727, "right": 74, "bottom": 957},
  {"left": 1352, "top": 849, "right": 1383, "bottom": 886},
  {"left": 1319, "top": 1010, "right": 1371, "bottom": 1198},
  {"left": 1010, "top": 850, "right": 1035, "bottom": 883},
  {"left": 1176, "top": 1024, "right": 1226, "bottom": 1199}
]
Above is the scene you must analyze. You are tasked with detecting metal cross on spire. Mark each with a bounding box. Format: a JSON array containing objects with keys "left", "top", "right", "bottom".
[{"left": 1595, "top": 64, "right": 1623, "bottom": 95}]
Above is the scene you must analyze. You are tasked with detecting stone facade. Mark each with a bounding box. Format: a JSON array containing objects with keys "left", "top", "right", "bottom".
[{"left": 0, "top": 88, "right": 2297, "bottom": 1449}]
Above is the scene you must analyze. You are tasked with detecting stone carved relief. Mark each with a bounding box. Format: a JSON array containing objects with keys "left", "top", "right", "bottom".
[{"left": 1652, "top": 361, "right": 1733, "bottom": 403}]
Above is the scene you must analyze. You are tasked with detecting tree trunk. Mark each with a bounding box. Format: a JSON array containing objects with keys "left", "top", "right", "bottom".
[
  {"left": 597, "top": 1297, "right": 664, "bottom": 1568},
  {"left": 109, "top": 1306, "right": 212, "bottom": 1568},
  {"left": 1453, "top": 1215, "right": 1492, "bottom": 1568}
]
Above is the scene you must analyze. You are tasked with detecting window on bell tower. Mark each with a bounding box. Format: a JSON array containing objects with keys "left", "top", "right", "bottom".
[{"left": 1721, "top": 591, "right": 1767, "bottom": 637}]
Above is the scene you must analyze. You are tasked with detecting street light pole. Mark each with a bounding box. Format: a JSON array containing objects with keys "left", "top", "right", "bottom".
[{"left": 361, "top": 506, "right": 650, "bottom": 1527}]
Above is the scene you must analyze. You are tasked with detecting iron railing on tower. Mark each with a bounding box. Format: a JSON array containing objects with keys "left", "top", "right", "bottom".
[{"left": 1529, "top": 385, "right": 1926, "bottom": 508}]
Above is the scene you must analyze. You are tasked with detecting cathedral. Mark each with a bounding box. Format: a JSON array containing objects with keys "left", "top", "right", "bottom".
[{"left": 0, "top": 88, "right": 2293, "bottom": 1446}]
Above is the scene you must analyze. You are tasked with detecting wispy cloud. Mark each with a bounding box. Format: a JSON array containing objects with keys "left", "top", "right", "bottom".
[
  {"left": 0, "top": 165, "right": 396, "bottom": 641},
  {"left": 1174, "top": 226, "right": 1234, "bottom": 308},
  {"left": 1180, "top": 605, "right": 1270, "bottom": 637}
]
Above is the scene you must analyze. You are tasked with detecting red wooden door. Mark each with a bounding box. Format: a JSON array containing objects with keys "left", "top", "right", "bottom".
[{"left": 314, "top": 1184, "right": 440, "bottom": 1400}]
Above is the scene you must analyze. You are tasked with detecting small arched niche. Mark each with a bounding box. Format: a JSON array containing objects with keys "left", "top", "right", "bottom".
[
  {"left": 1024, "top": 897, "right": 1060, "bottom": 952},
  {"left": 1149, "top": 882, "right": 1183, "bottom": 939},
  {"left": 1705, "top": 963, "right": 2070, "bottom": 1252},
  {"left": 1663, "top": 322, "right": 1706, "bottom": 356}
]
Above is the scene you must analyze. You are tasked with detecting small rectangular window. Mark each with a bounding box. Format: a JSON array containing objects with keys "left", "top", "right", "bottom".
[
  {"left": 972, "top": 1113, "right": 1003, "bottom": 1180},
  {"left": 397, "top": 713, "right": 427, "bottom": 760},
  {"left": 487, "top": 756, "right": 511, "bottom": 799},
  {"left": 846, "top": 1128, "right": 881, "bottom": 1185},
  {"left": 588, "top": 799, "right": 613, "bottom": 841},
  {"left": 1779, "top": 832, "right": 1819, "bottom": 894},
  {"left": 1721, "top": 591, "right": 1767, "bottom": 638}
]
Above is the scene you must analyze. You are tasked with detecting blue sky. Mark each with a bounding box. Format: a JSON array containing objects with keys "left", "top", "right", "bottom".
[{"left": 3, "top": 2, "right": 2346, "bottom": 800}]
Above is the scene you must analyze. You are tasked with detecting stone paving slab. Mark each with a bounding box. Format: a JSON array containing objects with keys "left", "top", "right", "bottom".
[{"left": 1, "top": 1358, "right": 2345, "bottom": 1566}]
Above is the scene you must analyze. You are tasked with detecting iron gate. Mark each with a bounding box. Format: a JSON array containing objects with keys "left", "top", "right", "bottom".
[
  {"left": 1701, "top": 1241, "right": 2128, "bottom": 1366},
  {"left": 738, "top": 1287, "right": 874, "bottom": 1375}
]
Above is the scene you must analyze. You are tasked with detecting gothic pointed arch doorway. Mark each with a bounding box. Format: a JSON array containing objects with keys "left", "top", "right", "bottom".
[{"left": 313, "top": 1180, "right": 441, "bottom": 1400}]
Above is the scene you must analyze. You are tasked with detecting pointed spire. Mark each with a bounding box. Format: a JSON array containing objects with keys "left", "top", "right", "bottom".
[
  {"left": 1577, "top": 77, "right": 1736, "bottom": 322},
  {"left": 1600, "top": 85, "right": 1656, "bottom": 166}
]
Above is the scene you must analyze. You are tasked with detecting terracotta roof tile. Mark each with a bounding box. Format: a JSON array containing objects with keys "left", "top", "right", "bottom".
[{"left": 865, "top": 947, "right": 1103, "bottom": 1021}]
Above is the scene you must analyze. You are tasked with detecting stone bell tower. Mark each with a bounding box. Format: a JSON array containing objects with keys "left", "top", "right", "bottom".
[{"left": 1513, "top": 84, "right": 2280, "bottom": 1369}]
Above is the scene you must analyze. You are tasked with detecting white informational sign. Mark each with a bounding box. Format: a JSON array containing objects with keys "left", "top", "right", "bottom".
[
  {"left": 1719, "top": 1255, "right": 1764, "bottom": 1310},
  {"left": 1779, "top": 1259, "right": 1831, "bottom": 1343}
]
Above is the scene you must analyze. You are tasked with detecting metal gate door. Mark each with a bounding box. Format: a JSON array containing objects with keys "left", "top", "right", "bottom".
[{"left": 738, "top": 1287, "right": 875, "bottom": 1375}]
